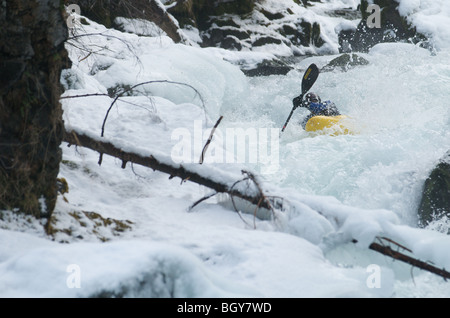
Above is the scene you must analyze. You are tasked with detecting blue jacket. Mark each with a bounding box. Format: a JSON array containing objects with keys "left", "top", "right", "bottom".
[
  {"left": 301, "top": 100, "right": 341, "bottom": 129},
  {"left": 309, "top": 101, "right": 339, "bottom": 115}
]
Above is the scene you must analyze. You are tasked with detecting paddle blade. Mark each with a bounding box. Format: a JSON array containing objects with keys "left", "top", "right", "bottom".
[
  {"left": 301, "top": 63, "right": 319, "bottom": 95},
  {"left": 281, "top": 63, "right": 319, "bottom": 133}
]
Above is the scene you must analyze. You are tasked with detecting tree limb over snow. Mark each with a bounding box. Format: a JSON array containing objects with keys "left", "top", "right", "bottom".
[
  {"left": 369, "top": 237, "right": 450, "bottom": 281},
  {"left": 63, "top": 129, "right": 269, "bottom": 210}
]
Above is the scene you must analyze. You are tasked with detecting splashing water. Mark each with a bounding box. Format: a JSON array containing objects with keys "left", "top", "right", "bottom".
[{"left": 220, "top": 43, "right": 450, "bottom": 227}]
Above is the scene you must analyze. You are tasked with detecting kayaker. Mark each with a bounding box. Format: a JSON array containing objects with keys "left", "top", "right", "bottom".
[{"left": 293, "top": 92, "right": 341, "bottom": 129}]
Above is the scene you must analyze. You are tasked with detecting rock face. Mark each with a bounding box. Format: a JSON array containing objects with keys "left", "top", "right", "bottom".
[
  {"left": 165, "top": 0, "right": 255, "bottom": 30},
  {"left": 418, "top": 152, "right": 450, "bottom": 228},
  {"left": 0, "top": 0, "right": 69, "bottom": 219},
  {"left": 241, "top": 59, "right": 293, "bottom": 77},
  {"left": 163, "top": 0, "right": 334, "bottom": 75},
  {"left": 78, "top": 1, "right": 437, "bottom": 75},
  {"left": 321, "top": 53, "right": 369, "bottom": 72},
  {"left": 75, "top": 0, "right": 183, "bottom": 42},
  {"left": 338, "top": 0, "right": 427, "bottom": 53},
  {"left": 166, "top": 0, "right": 328, "bottom": 54}
]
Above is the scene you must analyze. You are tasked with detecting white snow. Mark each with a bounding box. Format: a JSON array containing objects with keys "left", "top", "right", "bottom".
[
  {"left": 397, "top": 0, "right": 450, "bottom": 50},
  {"left": 2, "top": 1, "right": 450, "bottom": 298}
]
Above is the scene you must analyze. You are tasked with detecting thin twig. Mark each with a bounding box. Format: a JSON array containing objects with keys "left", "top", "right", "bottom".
[
  {"left": 188, "top": 191, "right": 218, "bottom": 211},
  {"left": 242, "top": 170, "right": 276, "bottom": 221},
  {"left": 60, "top": 93, "right": 110, "bottom": 100},
  {"left": 78, "top": 51, "right": 93, "bottom": 62},
  {"left": 377, "top": 236, "right": 413, "bottom": 253},
  {"left": 67, "top": 32, "right": 136, "bottom": 55},
  {"left": 199, "top": 116, "right": 223, "bottom": 164},
  {"left": 237, "top": 210, "right": 254, "bottom": 229},
  {"left": 253, "top": 197, "right": 263, "bottom": 229},
  {"left": 101, "top": 80, "right": 207, "bottom": 137}
]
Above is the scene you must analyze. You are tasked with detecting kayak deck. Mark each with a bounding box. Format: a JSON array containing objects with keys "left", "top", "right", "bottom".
[{"left": 305, "top": 115, "right": 355, "bottom": 135}]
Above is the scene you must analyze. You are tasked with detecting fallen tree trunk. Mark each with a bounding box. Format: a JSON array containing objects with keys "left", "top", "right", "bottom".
[{"left": 63, "top": 130, "right": 269, "bottom": 210}]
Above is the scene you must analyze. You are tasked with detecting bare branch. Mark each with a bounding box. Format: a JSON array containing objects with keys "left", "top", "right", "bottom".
[
  {"left": 242, "top": 170, "right": 277, "bottom": 221},
  {"left": 368, "top": 237, "right": 450, "bottom": 281},
  {"left": 188, "top": 191, "right": 218, "bottom": 211},
  {"left": 199, "top": 116, "right": 223, "bottom": 164},
  {"left": 60, "top": 93, "right": 110, "bottom": 100},
  {"left": 63, "top": 130, "right": 269, "bottom": 210},
  {"left": 101, "top": 79, "right": 207, "bottom": 137},
  {"left": 67, "top": 32, "right": 136, "bottom": 54}
]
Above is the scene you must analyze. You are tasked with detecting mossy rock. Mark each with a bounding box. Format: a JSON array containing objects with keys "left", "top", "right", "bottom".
[
  {"left": 47, "top": 210, "right": 134, "bottom": 242},
  {"left": 242, "top": 59, "right": 293, "bottom": 77},
  {"left": 220, "top": 36, "right": 243, "bottom": 50},
  {"left": 298, "top": 21, "right": 323, "bottom": 47},
  {"left": 210, "top": 17, "right": 241, "bottom": 29},
  {"left": 167, "top": 0, "right": 254, "bottom": 30},
  {"left": 259, "top": 8, "right": 285, "bottom": 21},
  {"left": 279, "top": 24, "right": 304, "bottom": 46},
  {"left": 252, "top": 36, "right": 283, "bottom": 47},
  {"left": 418, "top": 152, "right": 450, "bottom": 228},
  {"left": 311, "top": 22, "right": 325, "bottom": 47},
  {"left": 280, "top": 24, "right": 300, "bottom": 37},
  {"left": 299, "top": 21, "right": 312, "bottom": 46},
  {"left": 164, "top": 0, "right": 197, "bottom": 28},
  {"left": 76, "top": 0, "right": 113, "bottom": 28},
  {"left": 322, "top": 53, "right": 369, "bottom": 72},
  {"left": 205, "top": 0, "right": 255, "bottom": 17},
  {"left": 205, "top": 27, "right": 250, "bottom": 45}
]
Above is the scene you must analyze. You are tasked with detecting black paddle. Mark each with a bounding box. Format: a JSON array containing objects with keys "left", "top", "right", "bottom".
[{"left": 281, "top": 63, "right": 319, "bottom": 132}]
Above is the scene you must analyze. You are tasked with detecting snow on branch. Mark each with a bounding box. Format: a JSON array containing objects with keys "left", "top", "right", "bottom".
[
  {"left": 63, "top": 129, "right": 267, "bottom": 210},
  {"left": 368, "top": 237, "right": 450, "bottom": 281}
]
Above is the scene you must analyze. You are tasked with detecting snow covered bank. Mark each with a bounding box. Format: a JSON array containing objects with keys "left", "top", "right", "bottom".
[
  {"left": 397, "top": 0, "right": 450, "bottom": 50},
  {"left": 2, "top": 5, "right": 450, "bottom": 298}
]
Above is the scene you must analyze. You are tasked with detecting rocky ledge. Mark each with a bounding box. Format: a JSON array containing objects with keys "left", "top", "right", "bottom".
[{"left": 418, "top": 151, "right": 450, "bottom": 231}]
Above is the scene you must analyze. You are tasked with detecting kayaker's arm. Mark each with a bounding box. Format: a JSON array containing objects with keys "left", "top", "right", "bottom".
[
  {"left": 309, "top": 101, "right": 341, "bottom": 116},
  {"left": 309, "top": 102, "right": 327, "bottom": 114},
  {"left": 292, "top": 95, "right": 303, "bottom": 109}
]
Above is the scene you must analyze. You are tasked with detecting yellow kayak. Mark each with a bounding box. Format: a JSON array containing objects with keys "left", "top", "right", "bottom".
[{"left": 305, "top": 115, "right": 355, "bottom": 136}]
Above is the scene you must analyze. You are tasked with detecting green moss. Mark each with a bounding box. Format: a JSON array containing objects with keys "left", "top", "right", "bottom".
[
  {"left": 61, "top": 159, "right": 79, "bottom": 170},
  {"left": 57, "top": 177, "right": 69, "bottom": 195},
  {"left": 48, "top": 210, "right": 134, "bottom": 241},
  {"left": 79, "top": 17, "right": 89, "bottom": 25}
]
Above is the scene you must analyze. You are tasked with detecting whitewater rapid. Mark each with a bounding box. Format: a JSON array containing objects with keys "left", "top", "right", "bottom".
[
  {"left": 219, "top": 43, "right": 450, "bottom": 228},
  {"left": 3, "top": 16, "right": 449, "bottom": 297}
]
